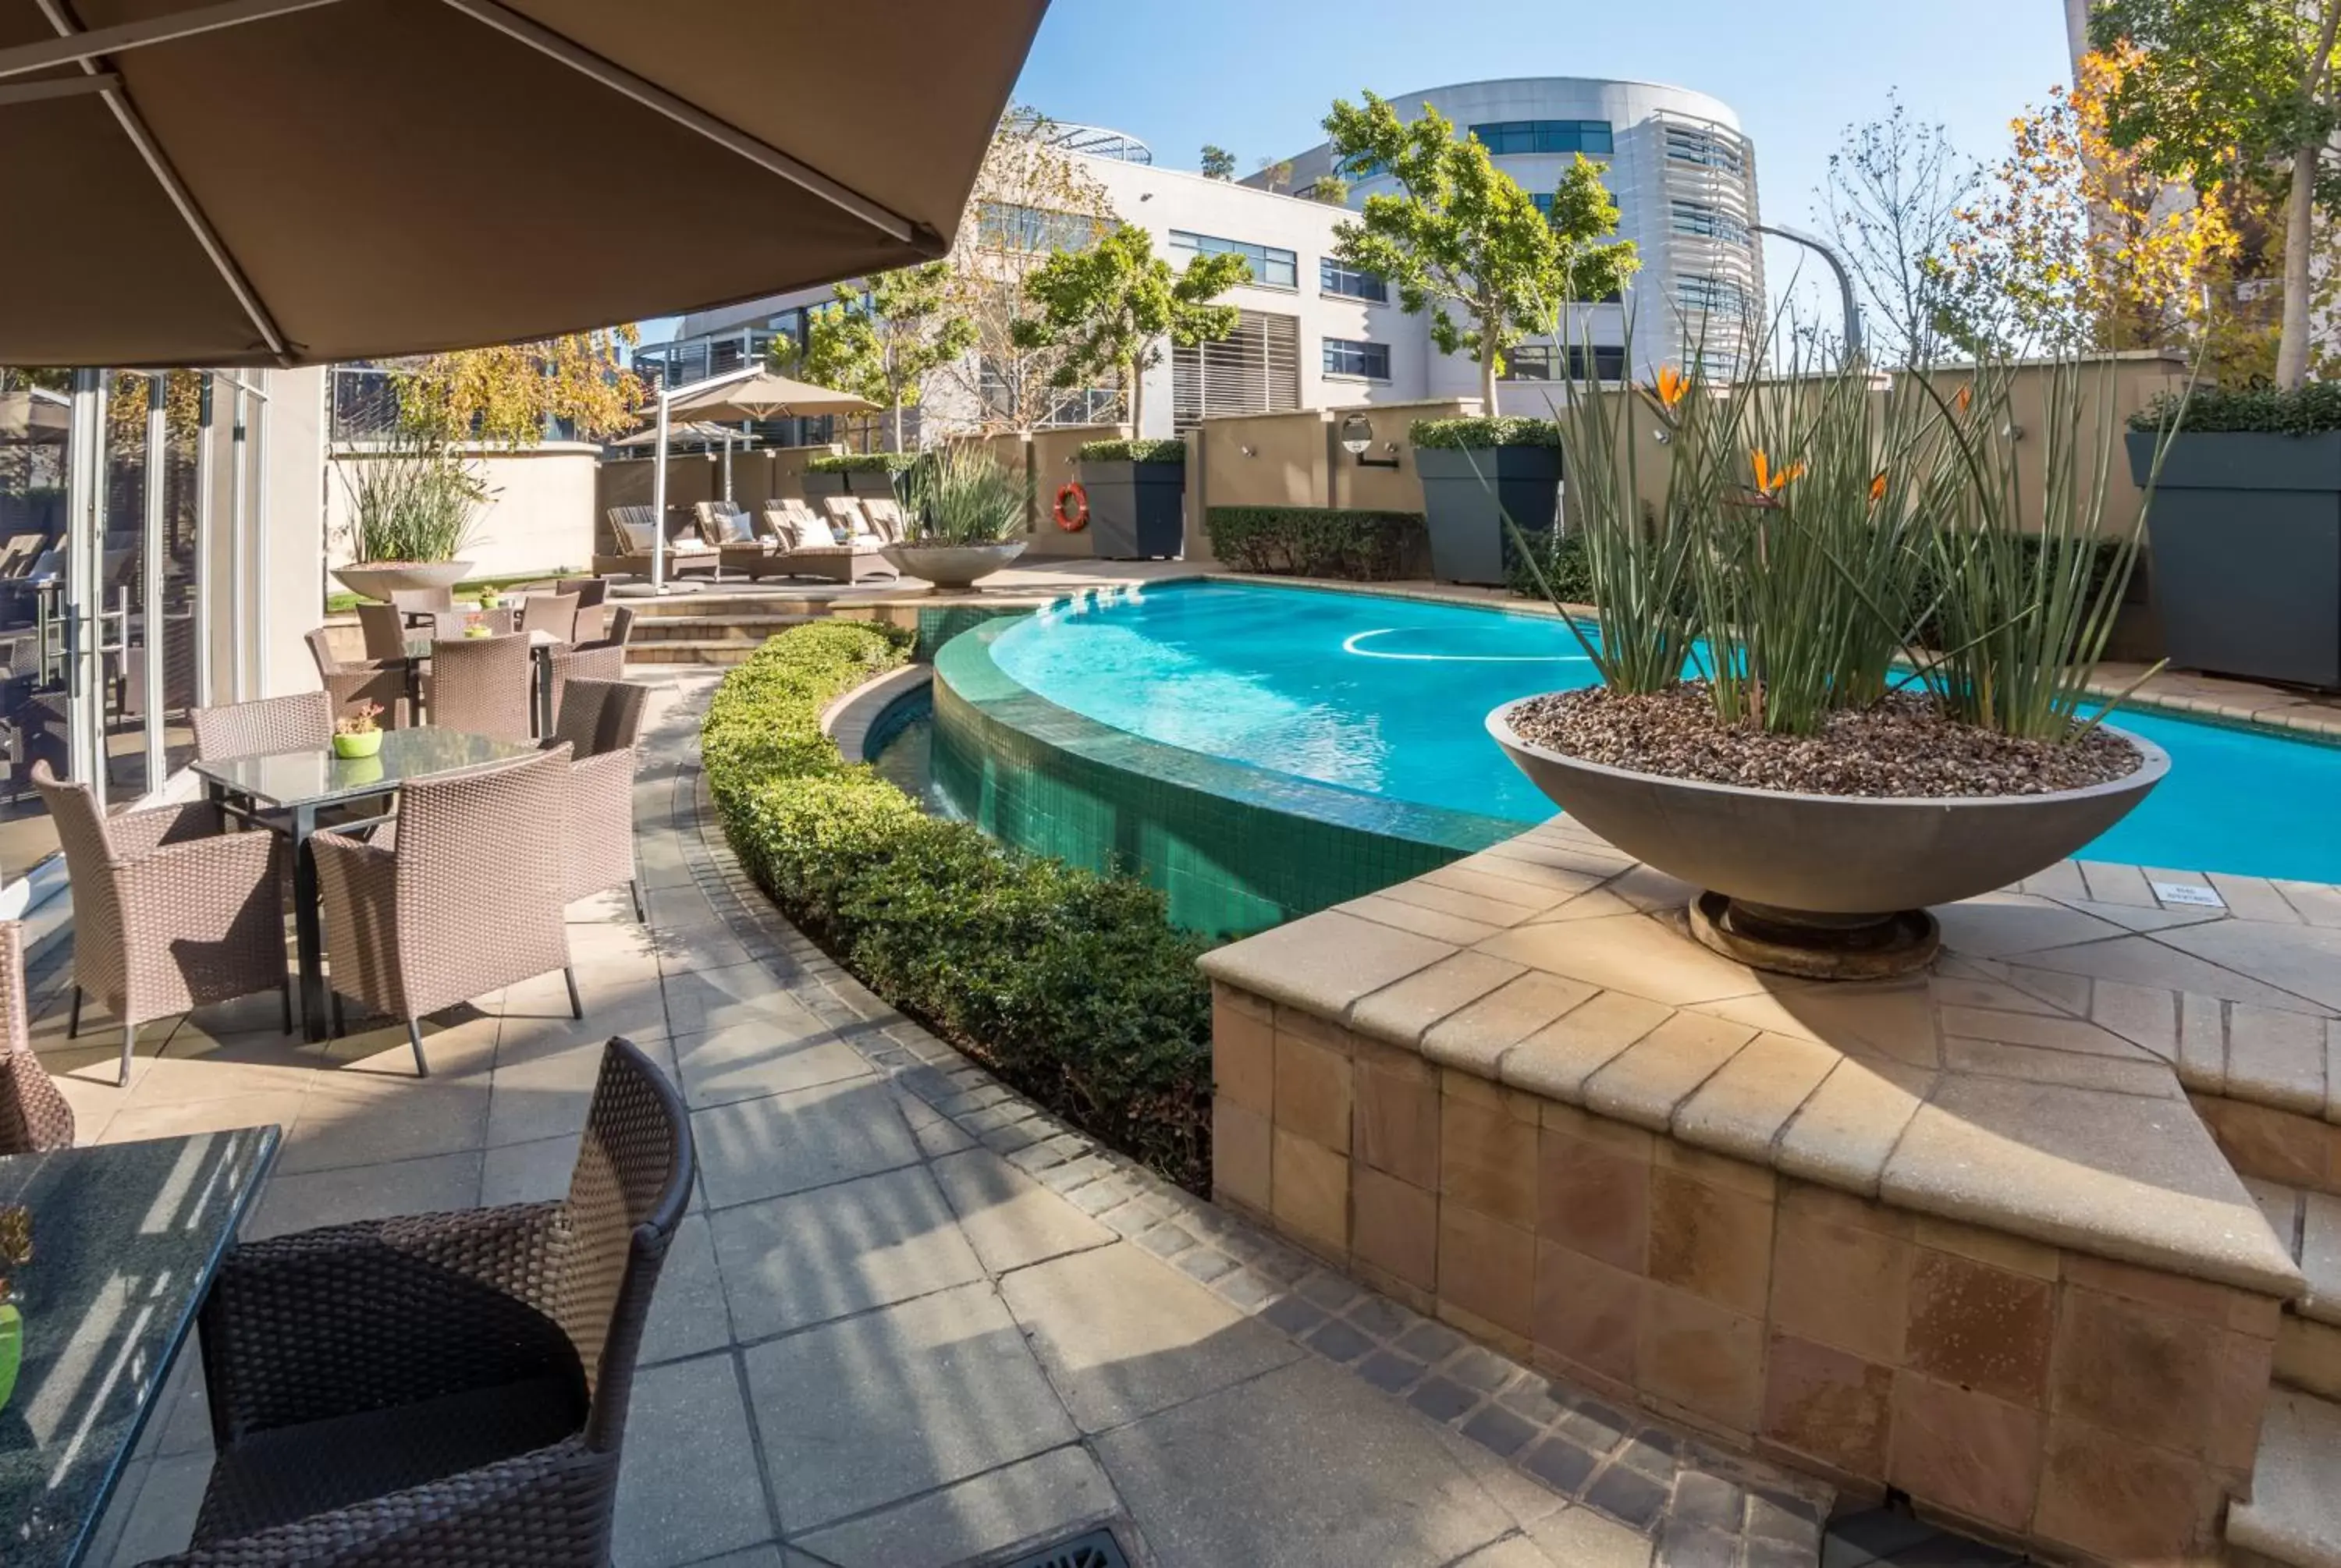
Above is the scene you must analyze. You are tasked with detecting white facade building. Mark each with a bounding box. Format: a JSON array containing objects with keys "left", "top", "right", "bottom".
[{"left": 653, "top": 77, "right": 1759, "bottom": 438}]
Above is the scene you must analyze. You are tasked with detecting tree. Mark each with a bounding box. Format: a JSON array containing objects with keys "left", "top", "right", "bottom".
[
  {"left": 1321, "top": 90, "right": 1636, "bottom": 410},
  {"left": 1012, "top": 226, "right": 1249, "bottom": 434},
  {"left": 1931, "top": 48, "right": 2249, "bottom": 364},
  {"left": 1817, "top": 92, "right": 1976, "bottom": 365},
  {"left": 1200, "top": 144, "right": 1236, "bottom": 180},
  {"left": 2093, "top": 0, "right": 2341, "bottom": 386},
  {"left": 787, "top": 262, "right": 975, "bottom": 451},
  {"left": 1256, "top": 158, "right": 1295, "bottom": 194},
  {"left": 1304, "top": 175, "right": 1350, "bottom": 205},
  {"left": 928, "top": 109, "right": 1118, "bottom": 435},
  {"left": 395, "top": 330, "right": 642, "bottom": 445}
]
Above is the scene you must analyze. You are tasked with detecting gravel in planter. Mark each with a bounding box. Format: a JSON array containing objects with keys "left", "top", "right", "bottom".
[{"left": 1510, "top": 684, "right": 2140, "bottom": 798}]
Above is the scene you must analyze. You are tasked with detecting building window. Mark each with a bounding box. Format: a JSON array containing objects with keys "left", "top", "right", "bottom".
[
  {"left": 1467, "top": 119, "right": 1615, "bottom": 157},
  {"left": 1502, "top": 343, "right": 1626, "bottom": 382},
  {"left": 977, "top": 357, "right": 1121, "bottom": 429},
  {"left": 1322, "top": 338, "right": 1391, "bottom": 380},
  {"left": 1174, "top": 310, "right": 1302, "bottom": 428},
  {"left": 1677, "top": 275, "right": 1752, "bottom": 316},
  {"left": 1319, "top": 258, "right": 1389, "bottom": 302},
  {"left": 976, "top": 200, "right": 1107, "bottom": 253},
  {"left": 1169, "top": 230, "right": 1298, "bottom": 289},
  {"left": 1670, "top": 201, "right": 1751, "bottom": 246},
  {"left": 1664, "top": 126, "right": 1745, "bottom": 174}
]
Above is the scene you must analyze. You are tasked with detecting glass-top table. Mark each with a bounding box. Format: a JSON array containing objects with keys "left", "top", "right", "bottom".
[
  {"left": 0, "top": 1128, "right": 281, "bottom": 1568},
  {"left": 191, "top": 727, "right": 542, "bottom": 1040}
]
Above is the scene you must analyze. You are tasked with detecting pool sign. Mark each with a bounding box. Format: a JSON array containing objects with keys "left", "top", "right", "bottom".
[{"left": 2151, "top": 881, "right": 2226, "bottom": 909}]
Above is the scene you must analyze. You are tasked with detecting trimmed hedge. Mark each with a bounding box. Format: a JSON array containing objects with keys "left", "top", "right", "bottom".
[
  {"left": 1206, "top": 506, "right": 1425, "bottom": 580},
  {"left": 701, "top": 622, "right": 1213, "bottom": 1188},
  {"left": 2131, "top": 381, "right": 2341, "bottom": 436},
  {"left": 1076, "top": 438, "right": 1188, "bottom": 463},
  {"left": 1409, "top": 415, "right": 1561, "bottom": 449},
  {"left": 807, "top": 451, "right": 921, "bottom": 474},
  {"left": 1504, "top": 527, "right": 1595, "bottom": 604}
]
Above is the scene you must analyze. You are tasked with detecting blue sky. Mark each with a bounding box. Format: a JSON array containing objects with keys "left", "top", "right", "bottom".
[{"left": 641, "top": 1, "right": 2074, "bottom": 349}]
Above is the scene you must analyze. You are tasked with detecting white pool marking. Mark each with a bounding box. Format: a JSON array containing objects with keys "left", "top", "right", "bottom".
[{"left": 1341, "top": 628, "right": 1595, "bottom": 664}]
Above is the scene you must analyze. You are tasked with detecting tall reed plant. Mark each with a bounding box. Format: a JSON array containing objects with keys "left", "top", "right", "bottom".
[
  {"left": 336, "top": 424, "right": 485, "bottom": 565},
  {"left": 904, "top": 443, "right": 1026, "bottom": 545}
]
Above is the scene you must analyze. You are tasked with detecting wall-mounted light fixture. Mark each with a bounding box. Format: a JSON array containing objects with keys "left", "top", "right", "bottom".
[{"left": 1340, "top": 413, "right": 1401, "bottom": 469}]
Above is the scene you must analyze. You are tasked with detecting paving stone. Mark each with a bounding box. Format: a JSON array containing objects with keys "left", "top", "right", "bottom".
[
  {"left": 999, "top": 1243, "right": 1302, "bottom": 1431},
  {"left": 1742, "top": 1538, "right": 1817, "bottom": 1568},
  {"left": 1444, "top": 1345, "right": 1518, "bottom": 1393},
  {"left": 710, "top": 1165, "right": 983, "bottom": 1339},
  {"left": 1408, "top": 1375, "right": 1481, "bottom": 1424},
  {"left": 668, "top": 1013, "right": 869, "bottom": 1109},
  {"left": 641, "top": 1212, "right": 734, "bottom": 1365},
  {"left": 1522, "top": 1505, "right": 1657, "bottom": 1568},
  {"left": 1295, "top": 1268, "right": 1365, "bottom": 1312},
  {"left": 1262, "top": 1293, "right": 1330, "bottom": 1336},
  {"left": 1651, "top": 1523, "right": 1737, "bottom": 1568},
  {"left": 1345, "top": 1294, "right": 1417, "bottom": 1342},
  {"left": 246, "top": 1149, "right": 482, "bottom": 1239},
  {"left": 690, "top": 1077, "right": 922, "bottom": 1208},
  {"left": 929, "top": 1146, "right": 1114, "bottom": 1275},
  {"left": 1215, "top": 1267, "right": 1280, "bottom": 1312},
  {"left": 1174, "top": 1247, "right": 1238, "bottom": 1285},
  {"left": 785, "top": 1446, "right": 1121, "bottom": 1568},
  {"left": 1519, "top": 1436, "right": 1600, "bottom": 1496},
  {"left": 1397, "top": 1321, "right": 1466, "bottom": 1362},
  {"left": 1497, "top": 1380, "right": 1567, "bottom": 1428},
  {"left": 1304, "top": 1316, "right": 1377, "bottom": 1364},
  {"left": 1461, "top": 1402, "right": 1543, "bottom": 1458},
  {"left": 741, "top": 1282, "right": 1075, "bottom": 1531},
  {"left": 1669, "top": 1470, "right": 1746, "bottom": 1533},
  {"left": 1092, "top": 1356, "right": 1515, "bottom": 1568},
  {"left": 1135, "top": 1220, "right": 1195, "bottom": 1258},
  {"left": 613, "top": 1353, "right": 773, "bottom": 1568},
  {"left": 1584, "top": 1463, "right": 1671, "bottom": 1532},
  {"left": 1558, "top": 1399, "right": 1632, "bottom": 1453}
]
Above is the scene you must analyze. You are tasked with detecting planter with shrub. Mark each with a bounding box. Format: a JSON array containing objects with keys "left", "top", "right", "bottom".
[
  {"left": 2127, "top": 381, "right": 2341, "bottom": 690},
  {"left": 702, "top": 621, "right": 1213, "bottom": 1188},
  {"left": 1411, "top": 416, "right": 1562, "bottom": 586},
  {"left": 1204, "top": 506, "right": 1426, "bottom": 580},
  {"left": 1075, "top": 438, "right": 1188, "bottom": 560},
  {"left": 883, "top": 445, "right": 1028, "bottom": 591},
  {"left": 804, "top": 450, "right": 919, "bottom": 501}
]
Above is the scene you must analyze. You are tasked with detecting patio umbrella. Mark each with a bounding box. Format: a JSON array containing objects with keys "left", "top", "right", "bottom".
[
  {"left": 607, "top": 420, "right": 737, "bottom": 449},
  {"left": 0, "top": 0, "right": 1047, "bottom": 367}
]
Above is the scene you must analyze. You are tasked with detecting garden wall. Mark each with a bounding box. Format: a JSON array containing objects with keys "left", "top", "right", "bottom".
[
  {"left": 1021, "top": 421, "right": 1128, "bottom": 561},
  {"left": 330, "top": 439, "right": 603, "bottom": 580}
]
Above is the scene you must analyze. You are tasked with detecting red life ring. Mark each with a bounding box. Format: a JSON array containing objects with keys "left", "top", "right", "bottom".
[{"left": 1053, "top": 480, "right": 1090, "bottom": 532}]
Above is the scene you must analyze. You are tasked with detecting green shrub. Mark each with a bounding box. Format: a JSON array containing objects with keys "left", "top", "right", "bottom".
[
  {"left": 1076, "top": 438, "right": 1188, "bottom": 463},
  {"left": 701, "top": 622, "right": 1214, "bottom": 1188},
  {"left": 1504, "top": 527, "right": 1595, "bottom": 605},
  {"left": 1409, "top": 415, "right": 1561, "bottom": 450},
  {"left": 806, "top": 451, "right": 921, "bottom": 474},
  {"left": 2131, "top": 381, "right": 2341, "bottom": 436},
  {"left": 1205, "top": 506, "right": 1425, "bottom": 580}
]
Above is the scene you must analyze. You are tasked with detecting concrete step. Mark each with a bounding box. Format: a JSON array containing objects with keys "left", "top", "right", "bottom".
[
  {"left": 618, "top": 593, "right": 844, "bottom": 619},
  {"left": 2229, "top": 1388, "right": 2341, "bottom": 1568},
  {"left": 631, "top": 615, "right": 819, "bottom": 643},
  {"left": 623, "top": 640, "right": 779, "bottom": 665},
  {"left": 2245, "top": 1179, "right": 2341, "bottom": 1400}
]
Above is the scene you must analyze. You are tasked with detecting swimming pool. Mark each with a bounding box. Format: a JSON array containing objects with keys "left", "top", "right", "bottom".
[{"left": 987, "top": 580, "right": 2341, "bottom": 887}]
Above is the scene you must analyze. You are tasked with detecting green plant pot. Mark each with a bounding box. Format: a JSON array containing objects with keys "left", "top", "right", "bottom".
[
  {"left": 463, "top": 626, "right": 492, "bottom": 639},
  {"left": 0, "top": 1303, "right": 20, "bottom": 1414},
  {"left": 332, "top": 729, "right": 384, "bottom": 760}
]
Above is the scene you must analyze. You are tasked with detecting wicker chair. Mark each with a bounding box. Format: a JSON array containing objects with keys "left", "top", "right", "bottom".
[
  {"left": 304, "top": 629, "right": 409, "bottom": 728},
  {"left": 147, "top": 1036, "right": 693, "bottom": 1568},
  {"left": 354, "top": 603, "right": 413, "bottom": 664},
  {"left": 556, "top": 578, "right": 610, "bottom": 643},
  {"left": 548, "top": 679, "right": 648, "bottom": 921},
  {"left": 388, "top": 586, "right": 456, "bottom": 619},
  {"left": 190, "top": 692, "right": 335, "bottom": 761},
  {"left": 421, "top": 633, "right": 533, "bottom": 743},
  {"left": 312, "top": 748, "right": 574, "bottom": 1076},
  {"left": 584, "top": 605, "right": 634, "bottom": 653},
  {"left": 0, "top": 921, "right": 73, "bottom": 1154},
  {"left": 520, "top": 591, "right": 581, "bottom": 644},
  {"left": 545, "top": 645, "right": 625, "bottom": 733},
  {"left": 33, "top": 761, "right": 287, "bottom": 1086}
]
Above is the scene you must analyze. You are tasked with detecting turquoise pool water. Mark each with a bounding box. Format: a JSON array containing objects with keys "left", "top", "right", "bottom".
[{"left": 989, "top": 580, "right": 2341, "bottom": 887}]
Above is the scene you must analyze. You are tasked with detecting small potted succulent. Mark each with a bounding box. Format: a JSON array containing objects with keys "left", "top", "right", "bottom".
[
  {"left": 0, "top": 1203, "right": 30, "bottom": 1414},
  {"left": 475, "top": 586, "right": 505, "bottom": 612},
  {"left": 462, "top": 612, "right": 492, "bottom": 639},
  {"left": 883, "top": 445, "right": 1028, "bottom": 591},
  {"left": 332, "top": 701, "right": 385, "bottom": 759}
]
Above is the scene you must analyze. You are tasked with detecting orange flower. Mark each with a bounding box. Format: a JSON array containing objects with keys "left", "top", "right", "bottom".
[
  {"left": 1869, "top": 470, "right": 1889, "bottom": 504},
  {"left": 1955, "top": 382, "right": 1974, "bottom": 414},
  {"left": 1653, "top": 365, "right": 1689, "bottom": 410},
  {"left": 1751, "top": 449, "right": 1806, "bottom": 498}
]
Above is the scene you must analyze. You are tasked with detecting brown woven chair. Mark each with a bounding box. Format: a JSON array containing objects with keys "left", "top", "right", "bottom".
[
  {"left": 556, "top": 578, "right": 611, "bottom": 644},
  {"left": 544, "top": 645, "right": 624, "bottom": 734},
  {"left": 190, "top": 692, "right": 335, "bottom": 761},
  {"left": 304, "top": 629, "right": 409, "bottom": 728},
  {"left": 353, "top": 603, "right": 413, "bottom": 664},
  {"left": 591, "top": 506, "right": 720, "bottom": 580},
  {"left": 581, "top": 604, "right": 634, "bottom": 653},
  {"left": 34, "top": 761, "right": 287, "bottom": 1086},
  {"left": 520, "top": 591, "right": 581, "bottom": 644},
  {"left": 150, "top": 1036, "right": 693, "bottom": 1568},
  {"left": 548, "top": 678, "right": 648, "bottom": 921},
  {"left": 389, "top": 586, "right": 456, "bottom": 619},
  {"left": 312, "top": 748, "right": 574, "bottom": 1076},
  {"left": 420, "top": 633, "right": 533, "bottom": 743},
  {"left": 0, "top": 921, "right": 73, "bottom": 1154}
]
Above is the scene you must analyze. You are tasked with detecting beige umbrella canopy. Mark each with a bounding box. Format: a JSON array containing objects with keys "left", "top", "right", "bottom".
[
  {"left": 608, "top": 420, "right": 738, "bottom": 449},
  {"left": 659, "top": 371, "right": 875, "bottom": 423},
  {"left": 0, "top": 0, "right": 1047, "bottom": 367}
]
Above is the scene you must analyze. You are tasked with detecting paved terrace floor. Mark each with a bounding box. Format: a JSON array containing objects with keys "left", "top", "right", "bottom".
[{"left": 41, "top": 669, "right": 1844, "bottom": 1568}]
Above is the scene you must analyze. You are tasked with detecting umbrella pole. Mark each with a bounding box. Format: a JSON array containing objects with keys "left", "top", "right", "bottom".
[
  {"left": 650, "top": 391, "right": 670, "bottom": 593},
  {"left": 723, "top": 433, "right": 734, "bottom": 506}
]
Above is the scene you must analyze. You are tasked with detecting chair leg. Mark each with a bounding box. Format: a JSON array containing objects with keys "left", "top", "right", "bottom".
[
  {"left": 118, "top": 1021, "right": 135, "bottom": 1087},
  {"left": 628, "top": 878, "right": 646, "bottom": 924},
  {"left": 68, "top": 984, "right": 81, "bottom": 1038},
  {"left": 280, "top": 975, "right": 293, "bottom": 1035},
  {"left": 331, "top": 991, "right": 346, "bottom": 1039},
  {"left": 407, "top": 1020, "right": 429, "bottom": 1078},
  {"left": 563, "top": 967, "right": 584, "bottom": 1020}
]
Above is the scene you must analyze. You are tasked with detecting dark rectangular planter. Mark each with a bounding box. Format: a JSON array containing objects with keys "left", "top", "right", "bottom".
[
  {"left": 803, "top": 467, "right": 908, "bottom": 502},
  {"left": 2129, "top": 429, "right": 2341, "bottom": 690},
  {"left": 1415, "top": 445, "right": 1562, "bottom": 585},
  {"left": 1078, "top": 460, "right": 1186, "bottom": 560}
]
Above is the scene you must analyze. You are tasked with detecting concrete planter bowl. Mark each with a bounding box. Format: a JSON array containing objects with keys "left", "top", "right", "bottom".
[
  {"left": 880, "top": 539, "right": 1027, "bottom": 593},
  {"left": 1487, "top": 699, "right": 2169, "bottom": 977},
  {"left": 331, "top": 559, "right": 473, "bottom": 600}
]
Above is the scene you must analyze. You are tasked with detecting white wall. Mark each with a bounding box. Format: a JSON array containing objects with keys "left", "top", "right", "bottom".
[{"left": 325, "top": 441, "right": 602, "bottom": 583}]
